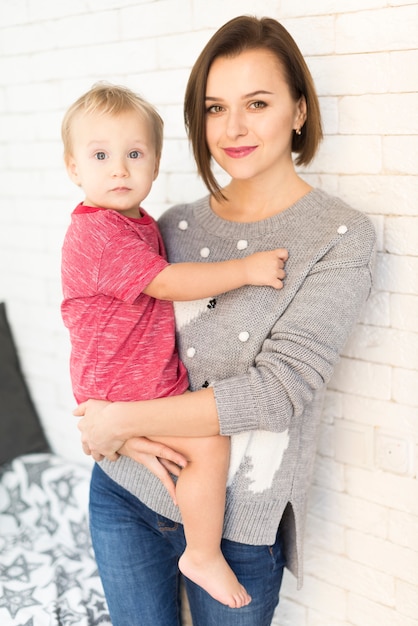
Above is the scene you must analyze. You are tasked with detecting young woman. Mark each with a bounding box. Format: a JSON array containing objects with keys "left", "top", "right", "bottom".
[{"left": 75, "top": 15, "right": 376, "bottom": 626}]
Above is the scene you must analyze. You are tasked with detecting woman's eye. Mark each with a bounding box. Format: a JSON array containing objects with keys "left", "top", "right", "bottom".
[
  {"left": 250, "top": 101, "right": 267, "bottom": 109},
  {"left": 206, "top": 105, "right": 223, "bottom": 114},
  {"left": 94, "top": 151, "right": 107, "bottom": 160},
  {"left": 129, "top": 150, "right": 142, "bottom": 159}
]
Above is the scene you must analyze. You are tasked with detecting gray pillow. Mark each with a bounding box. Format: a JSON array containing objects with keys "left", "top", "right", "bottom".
[{"left": 0, "top": 302, "right": 49, "bottom": 464}]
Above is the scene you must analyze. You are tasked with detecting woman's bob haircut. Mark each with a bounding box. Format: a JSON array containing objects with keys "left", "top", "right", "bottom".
[{"left": 184, "top": 15, "right": 323, "bottom": 199}]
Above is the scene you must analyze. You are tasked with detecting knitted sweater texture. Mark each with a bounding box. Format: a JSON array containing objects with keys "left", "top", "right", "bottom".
[{"left": 100, "top": 188, "right": 376, "bottom": 583}]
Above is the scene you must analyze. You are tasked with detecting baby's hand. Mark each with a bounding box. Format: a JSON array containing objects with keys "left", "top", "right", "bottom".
[{"left": 244, "top": 248, "right": 288, "bottom": 289}]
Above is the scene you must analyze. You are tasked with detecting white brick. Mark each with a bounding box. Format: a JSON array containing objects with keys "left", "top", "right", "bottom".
[
  {"left": 322, "top": 390, "right": 344, "bottom": 422},
  {"left": 348, "top": 593, "right": 410, "bottom": 626},
  {"left": 385, "top": 217, "right": 418, "bottom": 256},
  {"left": 347, "top": 529, "right": 418, "bottom": 586},
  {"left": 121, "top": 0, "right": 193, "bottom": 39},
  {"left": 271, "top": 598, "right": 306, "bottom": 626},
  {"left": 305, "top": 512, "right": 345, "bottom": 554},
  {"left": 389, "top": 50, "right": 418, "bottom": 92},
  {"left": 391, "top": 294, "right": 418, "bottom": 333},
  {"left": 339, "top": 94, "right": 418, "bottom": 135},
  {"left": 281, "top": 17, "right": 335, "bottom": 56},
  {"left": 192, "top": 0, "right": 282, "bottom": 30},
  {"left": 374, "top": 253, "right": 418, "bottom": 295},
  {"left": 359, "top": 290, "right": 390, "bottom": 327},
  {"left": 345, "top": 467, "right": 418, "bottom": 516},
  {"left": 343, "top": 325, "right": 418, "bottom": 370},
  {"left": 392, "top": 368, "right": 418, "bottom": 407},
  {"left": 281, "top": 0, "right": 384, "bottom": 16},
  {"left": 389, "top": 511, "right": 418, "bottom": 553},
  {"left": 127, "top": 68, "right": 190, "bottom": 105},
  {"left": 342, "top": 394, "right": 418, "bottom": 435},
  {"left": 396, "top": 580, "right": 418, "bottom": 621},
  {"left": 375, "top": 431, "right": 413, "bottom": 475},
  {"left": 2, "top": 11, "right": 120, "bottom": 55},
  {"left": 157, "top": 31, "right": 215, "bottom": 70},
  {"left": 289, "top": 575, "right": 347, "bottom": 619},
  {"left": 308, "top": 53, "right": 390, "bottom": 96},
  {"left": 339, "top": 176, "right": 418, "bottom": 216},
  {"left": 383, "top": 136, "right": 418, "bottom": 176},
  {"left": 334, "top": 420, "right": 374, "bottom": 467},
  {"left": 308, "top": 485, "right": 389, "bottom": 538},
  {"left": 312, "top": 456, "right": 345, "bottom": 491},
  {"left": 329, "top": 357, "right": 391, "bottom": 400},
  {"left": 307, "top": 610, "right": 350, "bottom": 626},
  {"left": 0, "top": 0, "right": 28, "bottom": 26},
  {"left": 318, "top": 97, "right": 339, "bottom": 134},
  {"left": 336, "top": 6, "right": 418, "bottom": 53},
  {"left": 313, "top": 136, "right": 381, "bottom": 174},
  {"left": 305, "top": 546, "right": 395, "bottom": 606}
]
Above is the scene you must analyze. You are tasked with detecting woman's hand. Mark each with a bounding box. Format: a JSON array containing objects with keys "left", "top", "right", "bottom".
[
  {"left": 74, "top": 399, "right": 124, "bottom": 461},
  {"left": 74, "top": 399, "right": 187, "bottom": 504},
  {"left": 118, "top": 437, "right": 187, "bottom": 505}
]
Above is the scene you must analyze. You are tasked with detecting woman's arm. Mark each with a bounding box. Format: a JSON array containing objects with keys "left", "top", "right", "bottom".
[{"left": 75, "top": 387, "right": 219, "bottom": 459}]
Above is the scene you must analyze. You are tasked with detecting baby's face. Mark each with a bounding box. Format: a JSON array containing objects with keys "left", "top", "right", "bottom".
[{"left": 66, "top": 110, "right": 159, "bottom": 218}]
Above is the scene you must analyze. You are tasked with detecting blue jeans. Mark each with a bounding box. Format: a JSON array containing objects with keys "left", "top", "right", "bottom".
[{"left": 89, "top": 464, "right": 285, "bottom": 626}]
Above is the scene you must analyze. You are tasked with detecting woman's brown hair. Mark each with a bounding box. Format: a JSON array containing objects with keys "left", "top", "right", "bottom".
[{"left": 184, "top": 15, "right": 323, "bottom": 199}]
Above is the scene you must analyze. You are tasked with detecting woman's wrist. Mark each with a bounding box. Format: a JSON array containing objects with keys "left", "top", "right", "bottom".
[{"left": 106, "top": 401, "right": 140, "bottom": 441}]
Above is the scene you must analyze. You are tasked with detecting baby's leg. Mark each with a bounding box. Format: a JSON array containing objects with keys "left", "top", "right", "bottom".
[{"left": 151, "top": 434, "right": 251, "bottom": 609}]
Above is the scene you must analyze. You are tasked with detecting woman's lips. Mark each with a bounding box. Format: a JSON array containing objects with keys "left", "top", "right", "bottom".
[{"left": 223, "top": 146, "right": 257, "bottom": 158}]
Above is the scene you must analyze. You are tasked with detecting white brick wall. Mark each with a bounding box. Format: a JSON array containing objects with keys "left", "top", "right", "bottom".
[{"left": 0, "top": 1, "right": 416, "bottom": 625}]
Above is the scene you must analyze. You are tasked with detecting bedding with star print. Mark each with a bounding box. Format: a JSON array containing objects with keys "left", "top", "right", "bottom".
[{"left": 0, "top": 453, "right": 110, "bottom": 625}]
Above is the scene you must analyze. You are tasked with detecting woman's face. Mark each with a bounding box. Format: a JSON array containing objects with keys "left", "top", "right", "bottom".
[{"left": 205, "top": 48, "right": 306, "bottom": 184}]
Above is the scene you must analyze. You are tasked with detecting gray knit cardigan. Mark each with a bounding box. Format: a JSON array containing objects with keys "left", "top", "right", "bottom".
[{"left": 101, "top": 188, "right": 376, "bottom": 585}]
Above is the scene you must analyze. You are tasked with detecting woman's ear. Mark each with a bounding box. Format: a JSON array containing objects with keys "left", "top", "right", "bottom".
[{"left": 294, "top": 95, "right": 307, "bottom": 132}]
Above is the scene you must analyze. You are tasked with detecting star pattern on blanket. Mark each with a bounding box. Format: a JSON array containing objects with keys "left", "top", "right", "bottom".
[
  {"left": 56, "top": 564, "right": 84, "bottom": 598},
  {"left": 0, "top": 585, "right": 41, "bottom": 619},
  {"left": 4, "top": 486, "right": 30, "bottom": 520},
  {"left": 49, "top": 473, "right": 79, "bottom": 512},
  {"left": 0, "top": 555, "right": 41, "bottom": 584},
  {"left": 85, "top": 589, "right": 111, "bottom": 625},
  {"left": 51, "top": 598, "right": 85, "bottom": 625},
  {"left": 16, "top": 618, "right": 34, "bottom": 626},
  {"left": 69, "top": 517, "right": 91, "bottom": 552},
  {"left": 22, "top": 458, "right": 55, "bottom": 489},
  {"left": 0, "top": 454, "right": 110, "bottom": 624},
  {"left": 42, "top": 543, "right": 82, "bottom": 563},
  {"left": 35, "top": 501, "right": 58, "bottom": 535}
]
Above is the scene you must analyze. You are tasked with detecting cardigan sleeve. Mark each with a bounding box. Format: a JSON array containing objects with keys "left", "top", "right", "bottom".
[{"left": 213, "top": 217, "right": 376, "bottom": 436}]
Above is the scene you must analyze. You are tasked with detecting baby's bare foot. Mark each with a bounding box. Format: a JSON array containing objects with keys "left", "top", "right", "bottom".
[{"left": 178, "top": 550, "right": 251, "bottom": 608}]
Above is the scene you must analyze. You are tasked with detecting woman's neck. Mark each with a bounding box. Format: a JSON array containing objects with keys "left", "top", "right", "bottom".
[{"left": 210, "top": 172, "right": 312, "bottom": 223}]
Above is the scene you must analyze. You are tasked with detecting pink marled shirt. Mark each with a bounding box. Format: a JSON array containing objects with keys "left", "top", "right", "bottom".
[{"left": 61, "top": 204, "right": 188, "bottom": 403}]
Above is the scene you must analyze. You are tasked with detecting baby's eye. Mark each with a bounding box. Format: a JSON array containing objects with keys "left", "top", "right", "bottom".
[
  {"left": 128, "top": 150, "right": 142, "bottom": 159},
  {"left": 94, "top": 151, "right": 107, "bottom": 160}
]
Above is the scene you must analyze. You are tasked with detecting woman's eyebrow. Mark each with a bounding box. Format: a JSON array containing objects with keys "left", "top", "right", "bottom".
[{"left": 205, "top": 90, "right": 274, "bottom": 101}]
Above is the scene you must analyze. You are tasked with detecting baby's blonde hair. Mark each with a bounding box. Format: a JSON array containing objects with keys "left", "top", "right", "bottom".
[{"left": 61, "top": 82, "right": 164, "bottom": 163}]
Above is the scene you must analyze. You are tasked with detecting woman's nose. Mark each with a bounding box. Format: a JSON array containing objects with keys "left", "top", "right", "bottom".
[{"left": 225, "top": 110, "right": 248, "bottom": 138}]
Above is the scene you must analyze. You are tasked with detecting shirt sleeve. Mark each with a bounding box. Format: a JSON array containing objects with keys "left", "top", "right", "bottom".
[
  {"left": 213, "top": 219, "right": 376, "bottom": 436},
  {"left": 97, "top": 228, "right": 169, "bottom": 303}
]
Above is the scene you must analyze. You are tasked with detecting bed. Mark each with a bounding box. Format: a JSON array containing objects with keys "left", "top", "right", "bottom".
[{"left": 0, "top": 303, "right": 111, "bottom": 625}]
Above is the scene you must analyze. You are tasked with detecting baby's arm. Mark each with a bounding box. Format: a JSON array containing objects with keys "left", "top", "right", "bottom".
[{"left": 143, "top": 248, "right": 288, "bottom": 301}]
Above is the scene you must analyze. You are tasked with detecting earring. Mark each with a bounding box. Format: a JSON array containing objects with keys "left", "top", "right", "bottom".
[{"left": 295, "top": 128, "right": 302, "bottom": 136}]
